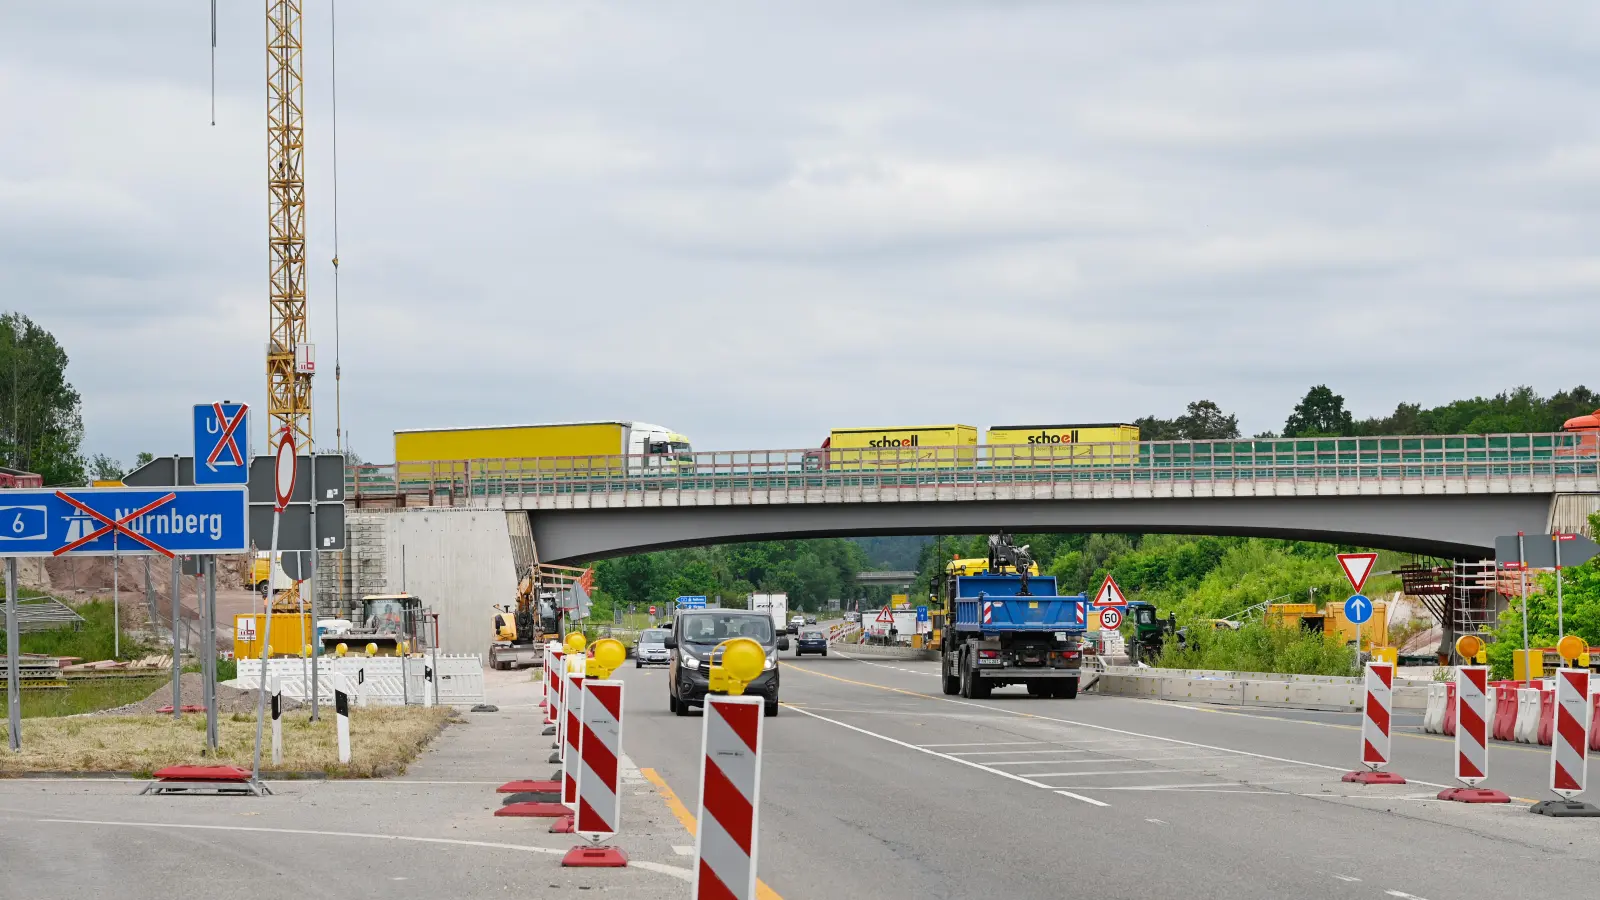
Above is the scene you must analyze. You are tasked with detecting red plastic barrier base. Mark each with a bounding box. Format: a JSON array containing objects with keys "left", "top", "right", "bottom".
[
  {"left": 549, "top": 815, "right": 575, "bottom": 834},
  {"left": 561, "top": 846, "right": 628, "bottom": 868},
  {"left": 496, "top": 780, "right": 560, "bottom": 794},
  {"left": 151, "top": 765, "right": 252, "bottom": 782},
  {"left": 494, "top": 802, "right": 572, "bottom": 818},
  {"left": 155, "top": 706, "right": 207, "bottom": 715},
  {"left": 1342, "top": 770, "right": 1407, "bottom": 785},
  {"left": 1437, "top": 787, "right": 1511, "bottom": 803}
]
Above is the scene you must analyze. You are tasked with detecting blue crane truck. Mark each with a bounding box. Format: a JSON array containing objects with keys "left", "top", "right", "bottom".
[{"left": 939, "top": 534, "right": 1091, "bottom": 699}]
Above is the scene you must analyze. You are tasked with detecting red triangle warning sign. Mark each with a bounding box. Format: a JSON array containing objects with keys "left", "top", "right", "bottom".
[
  {"left": 1337, "top": 553, "right": 1378, "bottom": 594},
  {"left": 1092, "top": 574, "right": 1127, "bottom": 608},
  {"left": 876, "top": 609, "right": 894, "bottom": 623}
]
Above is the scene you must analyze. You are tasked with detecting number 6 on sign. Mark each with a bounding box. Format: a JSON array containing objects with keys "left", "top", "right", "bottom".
[{"left": 0, "top": 506, "right": 47, "bottom": 541}]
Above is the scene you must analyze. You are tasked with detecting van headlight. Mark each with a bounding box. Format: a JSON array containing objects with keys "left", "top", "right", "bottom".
[
  {"left": 764, "top": 653, "right": 777, "bottom": 671},
  {"left": 681, "top": 656, "right": 700, "bottom": 670}
]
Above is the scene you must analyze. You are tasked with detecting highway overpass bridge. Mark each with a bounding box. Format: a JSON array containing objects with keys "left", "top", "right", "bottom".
[{"left": 347, "top": 432, "right": 1600, "bottom": 564}]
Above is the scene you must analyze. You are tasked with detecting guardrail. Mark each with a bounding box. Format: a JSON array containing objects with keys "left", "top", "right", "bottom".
[{"left": 346, "top": 432, "right": 1600, "bottom": 505}]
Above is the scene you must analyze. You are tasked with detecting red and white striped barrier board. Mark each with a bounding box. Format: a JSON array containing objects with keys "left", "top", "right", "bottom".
[
  {"left": 576, "top": 680, "right": 624, "bottom": 841},
  {"left": 546, "top": 647, "right": 564, "bottom": 727},
  {"left": 1342, "top": 662, "right": 1404, "bottom": 784},
  {"left": 562, "top": 658, "right": 586, "bottom": 809},
  {"left": 694, "top": 695, "right": 764, "bottom": 900},
  {"left": 1438, "top": 666, "right": 1509, "bottom": 802},
  {"left": 981, "top": 602, "right": 993, "bottom": 625},
  {"left": 1455, "top": 666, "right": 1489, "bottom": 786},
  {"left": 1550, "top": 669, "right": 1591, "bottom": 799}
]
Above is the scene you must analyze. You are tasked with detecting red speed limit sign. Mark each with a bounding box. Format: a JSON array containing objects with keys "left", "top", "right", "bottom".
[{"left": 1099, "top": 607, "right": 1123, "bottom": 630}]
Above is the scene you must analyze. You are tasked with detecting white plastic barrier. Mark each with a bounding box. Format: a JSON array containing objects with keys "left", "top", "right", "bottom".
[
  {"left": 1514, "top": 688, "right": 1542, "bottom": 744},
  {"left": 1422, "top": 682, "right": 1448, "bottom": 734},
  {"left": 234, "top": 655, "right": 486, "bottom": 706}
]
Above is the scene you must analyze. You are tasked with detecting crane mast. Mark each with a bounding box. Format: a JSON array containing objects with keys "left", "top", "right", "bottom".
[{"left": 266, "top": 0, "right": 312, "bottom": 447}]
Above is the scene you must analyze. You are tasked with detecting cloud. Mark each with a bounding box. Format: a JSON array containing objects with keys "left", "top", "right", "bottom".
[{"left": 2, "top": 1, "right": 1597, "bottom": 467}]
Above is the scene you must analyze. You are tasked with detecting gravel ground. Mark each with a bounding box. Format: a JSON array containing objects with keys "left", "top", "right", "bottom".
[{"left": 97, "top": 672, "right": 303, "bottom": 716}]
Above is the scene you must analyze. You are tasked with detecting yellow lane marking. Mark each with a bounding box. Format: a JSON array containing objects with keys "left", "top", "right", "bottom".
[{"left": 639, "top": 767, "right": 784, "bottom": 900}]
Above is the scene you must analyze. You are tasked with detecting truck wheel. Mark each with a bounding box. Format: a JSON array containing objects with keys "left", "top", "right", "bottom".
[
  {"left": 958, "top": 657, "right": 973, "bottom": 699},
  {"left": 1059, "top": 678, "right": 1079, "bottom": 699},
  {"left": 970, "top": 674, "right": 991, "bottom": 699}
]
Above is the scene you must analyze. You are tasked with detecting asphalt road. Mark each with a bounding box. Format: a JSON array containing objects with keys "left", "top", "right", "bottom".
[
  {"left": 625, "top": 650, "right": 1600, "bottom": 900},
  {"left": 4, "top": 653, "right": 1596, "bottom": 900}
]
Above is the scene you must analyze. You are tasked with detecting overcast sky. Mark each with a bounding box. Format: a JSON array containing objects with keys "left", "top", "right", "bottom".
[{"left": 4, "top": 2, "right": 1598, "bottom": 465}]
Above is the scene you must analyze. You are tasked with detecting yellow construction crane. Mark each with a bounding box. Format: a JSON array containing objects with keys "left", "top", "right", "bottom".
[{"left": 266, "top": 0, "right": 312, "bottom": 448}]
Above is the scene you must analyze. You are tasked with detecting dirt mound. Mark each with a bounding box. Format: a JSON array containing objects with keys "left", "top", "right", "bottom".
[{"left": 97, "top": 671, "right": 303, "bottom": 716}]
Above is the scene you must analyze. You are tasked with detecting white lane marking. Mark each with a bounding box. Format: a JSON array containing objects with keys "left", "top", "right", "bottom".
[
  {"left": 1385, "top": 892, "right": 1429, "bottom": 900},
  {"left": 947, "top": 748, "right": 1091, "bottom": 756},
  {"left": 987, "top": 758, "right": 1153, "bottom": 767},
  {"left": 1049, "top": 782, "right": 1263, "bottom": 791},
  {"left": 331, "top": 780, "right": 503, "bottom": 785},
  {"left": 1145, "top": 818, "right": 1169, "bottom": 825},
  {"left": 36, "top": 818, "right": 694, "bottom": 882},
  {"left": 1332, "top": 874, "right": 1361, "bottom": 882},
  {"left": 1054, "top": 790, "right": 1110, "bottom": 807},
  {"left": 921, "top": 741, "right": 1048, "bottom": 748},
  {"left": 673, "top": 845, "right": 694, "bottom": 856},
  {"left": 785, "top": 706, "right": 1059, "bottom": 790},
  {"left": 1026, "top": 768, "right": 1218, "bottom": 778}
]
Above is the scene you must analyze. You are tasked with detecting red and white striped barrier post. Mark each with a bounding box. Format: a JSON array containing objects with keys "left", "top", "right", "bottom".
[
  {"left": 1343, "top": 662, "right": 1405, "bottom": 784},
  {"left": 562, "top": 654, "right": 586, "bottom": 808},
  {"left": 1438, "top": 659, "right": 1509, "bottom": 803},
  {"left": 694, "top": 638, "right": 768, "bottom": 900},
  {"left": 1532, "top": 637, "right": 1598, "bottom": 817},
  {"left": 545, "top": 645, "right": 564, "bottom": 761},
  {"left": 561, "top": 638, "right": 629, "bottom": 868}
]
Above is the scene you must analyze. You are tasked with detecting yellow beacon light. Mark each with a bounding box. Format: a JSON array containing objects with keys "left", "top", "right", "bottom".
[
  {"left": 365, "top": 642, "right": 379, "bottom": 657},
  {"left": 1455, "top": 634, "right": 1486, "bottom": 665},
  {"left": 708, "top": 637, "right": 766, "bottom": 696},
  {"left": 564, "top": 632, "right": 588, "bottom": 655},
  {"left": 1557, "top": 634, "right": 1587, "bottom": 667},
  {"left": 588, "top": 638, "right": 627, "bottom": 679}
]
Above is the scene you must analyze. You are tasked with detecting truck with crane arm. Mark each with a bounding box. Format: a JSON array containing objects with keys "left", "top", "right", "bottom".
[{"left": 939, "top": 533, "right": 1091, "bottom": 699}]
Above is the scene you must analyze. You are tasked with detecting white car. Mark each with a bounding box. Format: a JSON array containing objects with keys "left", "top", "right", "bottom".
[{"left": 789, "top": 615, "right": 806, "bottom": 634}]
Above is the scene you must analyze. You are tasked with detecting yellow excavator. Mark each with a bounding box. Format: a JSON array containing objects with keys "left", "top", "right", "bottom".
[{"left": 490, "top": 563, "right": 591, "bottom": 670}]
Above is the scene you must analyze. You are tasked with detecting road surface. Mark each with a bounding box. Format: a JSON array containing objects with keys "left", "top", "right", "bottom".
[{"left": 3, "top": 654, "right": 1595, "bottom": 900}]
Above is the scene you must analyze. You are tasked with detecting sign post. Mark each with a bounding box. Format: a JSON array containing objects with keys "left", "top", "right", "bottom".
[
  {"left": 6, "top": 558, "right": 18, "bottom": 751},
  {"left": 253, "top": 428, "right": 296, "bottom": 783}
]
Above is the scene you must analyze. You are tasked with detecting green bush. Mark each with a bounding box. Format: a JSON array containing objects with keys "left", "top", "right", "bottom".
[
  {"left": 1152, "top": 621, "right": 1357, "bottom": 676},
  {"left": 0, "top": 598, "right": 148, "bottom": 662}
]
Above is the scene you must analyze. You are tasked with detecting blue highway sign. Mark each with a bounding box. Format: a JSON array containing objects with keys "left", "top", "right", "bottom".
[
  {"left": 675, "top": 595, "right": 707, "bottom": 609},
  {"left": 1344, "top": 594, "right": 1373, "bottom": 625},
  {"left": 916, "top": 605, "right": 929, "bottom": 623},
  {"left": 194, "top": 403, "right": 250, "bottom": 485},
  {"left": 0, "top": 486, "right": 249, "bottom": 557}
]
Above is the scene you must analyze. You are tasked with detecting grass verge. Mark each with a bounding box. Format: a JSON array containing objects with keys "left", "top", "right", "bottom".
[
  {"left": 0, "top": 706, "right": 453, "bottom": 777},
  {"left": 4, "top": 676, "right": 169, "bottom": 718}
]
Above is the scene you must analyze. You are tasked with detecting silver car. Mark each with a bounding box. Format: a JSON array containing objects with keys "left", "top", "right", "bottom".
[{"left": 635, "top": 628, "right": 671, "bottom": 667}]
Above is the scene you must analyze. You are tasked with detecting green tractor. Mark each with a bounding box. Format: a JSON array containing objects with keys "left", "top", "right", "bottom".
[{"left": 1126, "top": 601, "right": 1176, "bottom": 665}]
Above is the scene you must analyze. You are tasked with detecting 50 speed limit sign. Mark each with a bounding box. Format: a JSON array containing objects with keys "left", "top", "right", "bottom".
[{"left": 1098, "top": 607, "right": 1123, "bottom": 630}]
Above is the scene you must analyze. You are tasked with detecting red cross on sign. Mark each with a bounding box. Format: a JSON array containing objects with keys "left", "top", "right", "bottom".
[
  {"left": 206, "top": 402, "right": 248, "bottom": 470},
  {"left": 52, "top": 490, "right": 179, "bottom": 558}
]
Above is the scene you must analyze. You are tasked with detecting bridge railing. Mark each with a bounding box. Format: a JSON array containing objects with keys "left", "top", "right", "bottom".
[{"left": 345, "top": 432, "right": 1599, "bottom": 504}]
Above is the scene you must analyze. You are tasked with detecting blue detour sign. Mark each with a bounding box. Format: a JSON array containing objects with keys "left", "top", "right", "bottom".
[
  {"left": 916, "top": 605, "right": 929, "bottom": 623},
  {"left": 1344, "top": 594, "right": 1373, "bottom": 625},
  {"left": 0, "top": 486, "right": 248, "bottom": 557},
  {"left": 193, "top": 402, "right": 250, "bottom": 485}
]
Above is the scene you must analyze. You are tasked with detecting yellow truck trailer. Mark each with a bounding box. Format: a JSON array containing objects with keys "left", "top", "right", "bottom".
[
  {"left": 985, "top": 423, "right": 1141, "bottom": 466},
  {"left": 394, "top": 421, "right": 692, "bottom": 481},
  {"left": 810, "top": 424, "right": 978, "bottom": 470}
]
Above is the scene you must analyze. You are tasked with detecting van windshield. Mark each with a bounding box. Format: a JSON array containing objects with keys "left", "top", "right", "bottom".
[{"left": 677, "top": 613, "right": 774, "bottom": 646}]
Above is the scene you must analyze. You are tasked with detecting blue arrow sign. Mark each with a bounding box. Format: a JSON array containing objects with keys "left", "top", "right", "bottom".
[
  {"left": 675, "top": 595, "right": 707, "bottom": 609},
  {"left": 916, "top": 605, "right": 929, "bottom": 623},
  {"left": 1344, "top": 594, "right": 1373, "bottom": 625},
  {"left": 194, "top": 403, "right": 250, "bottom": 485},
  {"left": 0, "top": 486, "right": 248, "bottom": 557}
]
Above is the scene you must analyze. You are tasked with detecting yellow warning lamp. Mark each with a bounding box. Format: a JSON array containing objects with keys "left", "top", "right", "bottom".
[
  {"left": 564, "top": 632, "right": 588, "bottom": 655},
  {"left": 1455, "top": 634, "right": 1486, "bottom": 665},
  {"left": 1556, "top": 634, "right": 1588, "bottom": 668},
  {"left": 398, "top": 641, "right": 410, "bottom": 657},
  {"left": 303, "top": 644, "right": 312, "bottom": 657},
  {"left": 335, "top": 642, "right": 348, "bottom": 657},
  {"left": 708, "top": 637, "right": 766, "bottom": 696},
  {"left": 587, "top": 638, "right": 626, "bottom": 679},
  {"left": 365, "top": 642, "right": 379, "bottom": 657}
]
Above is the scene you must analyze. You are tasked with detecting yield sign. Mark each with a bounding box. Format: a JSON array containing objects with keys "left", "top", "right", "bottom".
[
  {"left": 876, "top": 609, "right": 894, "bottom": 624},
  {"left": 1337, "top": 553, "right": 1378, "bottom": 594},
  {"left": 1092, "top": 574, "right": 1128, "bottom": 608}
]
